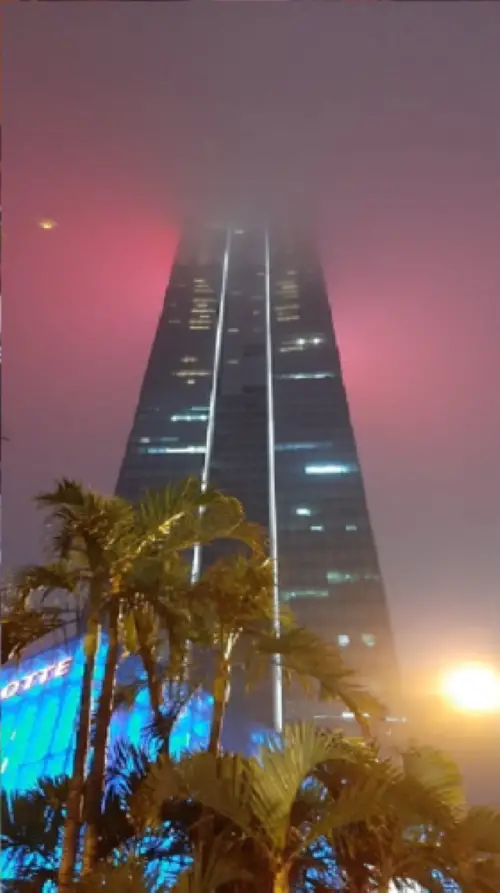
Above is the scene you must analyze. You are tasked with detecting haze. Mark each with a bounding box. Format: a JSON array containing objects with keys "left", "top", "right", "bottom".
[{"left": 3, "top": 4, "right": 500, "bottom": 700}]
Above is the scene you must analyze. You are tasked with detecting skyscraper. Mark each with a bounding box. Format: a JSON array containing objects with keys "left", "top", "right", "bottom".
[{"left": 116, "top": 224, "right": 399, "bottom": 735}]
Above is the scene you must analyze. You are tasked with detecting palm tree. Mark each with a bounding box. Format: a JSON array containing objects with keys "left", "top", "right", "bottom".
[
  {"left": 134, "top": 722, "right": 394, "bottom": 893},
  {"left": 316, "top": 742, "right": 465, "bottom": 892},
  {"left": 80, "top": 482, "right": 264, "bottom": 876},
  {"left": 441, "top": 804, "right": 500, "bottom": 892},
  {"left": 0, "top": 596, "right": 68, "bottom": 666},
  {"left": 15, "top": 479, "right": 136, "bottom": 892},
  {"left": 14, "top": 477, "right": 264, "bottom": 885},
  {"left": 186, "top": 557, "right": 384, "bottom": 758},
  {"left": 1, "top": 776, "right": 68, "bottom": 891},
  {"left": 184, "top": 554, "right": 276, "bottom": 756},
  {"left": 249, "top": 624, "right": 386, "bottom": 739}
]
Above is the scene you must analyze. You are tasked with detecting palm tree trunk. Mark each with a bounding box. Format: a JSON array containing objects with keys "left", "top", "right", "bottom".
[
  {"left": 208, "top": 655, "right": 231, "bottom": 756},
  {"left": 58, "top": 619, "right": 99, "bottom": 893},
  {"left": 139, "top": 639, "right": 166, "bottom": 730},
  {"left": 81, "top": 604, "right": 120, "bottom": 876},
  {"left": 272, "top": 865, "right": 290, "bottom": 893}
]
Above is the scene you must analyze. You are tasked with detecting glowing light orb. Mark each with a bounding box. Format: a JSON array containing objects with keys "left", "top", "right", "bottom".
[
  {"left": 38, "top": 219, "right": 57, "bottom": 231},
  {"left": 442, "top": 663, "right": 500, "bottom": 713}
]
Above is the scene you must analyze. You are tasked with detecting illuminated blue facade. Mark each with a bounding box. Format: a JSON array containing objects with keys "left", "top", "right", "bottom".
[{"left": 0, "top": 635, "right": 213, "bottom": 794}]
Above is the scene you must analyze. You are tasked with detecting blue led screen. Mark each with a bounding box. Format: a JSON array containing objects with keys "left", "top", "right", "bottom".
[{"left": 0, "top": 635, "right": 214, "bottom": 794}]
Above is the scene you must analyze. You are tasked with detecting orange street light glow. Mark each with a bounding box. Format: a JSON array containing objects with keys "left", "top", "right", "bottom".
[{"left": 442, "top": 663, "right": 500, "bottom": 713}]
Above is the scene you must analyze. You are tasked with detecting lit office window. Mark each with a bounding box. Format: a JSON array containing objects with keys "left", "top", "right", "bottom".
[
  {"left": 295, "top": 507, "right": 312, "bottom": 516},
  {"left": 345, "top": 524, "right": 358, "bottom": 531},
  {"left": 277, "top": 373, "right": 334, "bottom": 381},
  {"left": 173, "top": 371, "right": 211, "bottom": 378},
  {"left": 362, "top": 634, "right": 376, "bottom": 647},
  {"left": 310, "top": 525, "right": 324, "bottom": 532},
  {"left": 338, "top": 635, "right": 350, "bottom": 647},
  {"left": 144, "top": 445, "right": 205, "bottom": 455},
  {"left": 327, "top": 571, "right": 354, "bottom": 584},
  {"left": 276, "top": 442, "right": 325, "bottom": 452},
  {"left": 305, "top": 464, "right": 352, "bottom": 475},
  {"left": 281, "top": 589, "right": 329, "bottom": 601},
  {"left": 170, "top": 414, "right": 208, "bottom": 422}
]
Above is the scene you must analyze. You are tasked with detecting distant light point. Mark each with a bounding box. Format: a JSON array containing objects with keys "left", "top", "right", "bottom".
[{"left": 38, "top": 219, "right": 57, "bottom": 231}]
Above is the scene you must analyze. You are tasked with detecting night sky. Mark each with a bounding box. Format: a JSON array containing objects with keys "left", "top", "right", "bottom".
[{"left": 3, "top": 4, "right": 500, "bottom": 699}]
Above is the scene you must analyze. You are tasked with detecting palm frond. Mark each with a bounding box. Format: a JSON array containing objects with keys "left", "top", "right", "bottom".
[
  {"left": 254, "top": 626, "right": 385, "bottom": 731},
  {"left": 173, "top": 831, "right": 252, "bottom": 893},
  {"left": 401, "top": 744, "right": 466, "bottom": 816},
  {"left": 0, "top": 594, "right": 72, "bottom": 665},
  {"left": 457, "top": 805, "right": 500, "bottom": 854}
]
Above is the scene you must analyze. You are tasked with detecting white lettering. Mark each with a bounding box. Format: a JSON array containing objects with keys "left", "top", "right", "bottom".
[
  {"left": 0, "top": 681, "right": 20, "bottom": 700},
  {"left": 36, "top": 665, "right": 54, "bottom": 685},
  {"left": 54, "top": 658, "right": 72, "bottom": 679},
  {"left": 0, "top": 657, "right": 73, "bottom": 702},
  {"left": 21, "top": 670, "right": 43, "bottom": 692}
]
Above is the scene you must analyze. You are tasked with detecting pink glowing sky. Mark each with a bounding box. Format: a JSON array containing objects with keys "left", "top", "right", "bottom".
[{"left": 3, "top": 4, "right": 500, "bottom": 693}]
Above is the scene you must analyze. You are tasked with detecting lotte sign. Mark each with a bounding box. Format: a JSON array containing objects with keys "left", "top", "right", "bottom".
[{"left": 0, "top": 658, "right": 73, "bottom": 701}]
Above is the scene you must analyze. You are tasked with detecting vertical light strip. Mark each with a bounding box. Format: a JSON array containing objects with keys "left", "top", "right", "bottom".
[
  {"left": 264, "top": 228, "right": 283, "bottom": 733},
  {"left": 191, "top": 229, "right": 231, "bottom": 583}
]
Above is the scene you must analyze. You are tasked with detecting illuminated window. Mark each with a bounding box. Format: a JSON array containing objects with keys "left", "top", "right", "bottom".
[
  {"left": 278, "top": 335, "right": 325, "bottom": 354},
  {"left": 173, "top": 371, "right": 211, "bottom": 378},
  {"left": 282, "top": 589, "right": 328, "bottom": 601},
  {"left": 362, "top": 633, "right": 376, "bottom": 647},
  {"left": 310, "top": 525, "right": 324, "bottom": 532},
  {"left": 186, "top": 379, "right": 195, "bottom": 385},
  {"left": 228, "top": 328, "right": 239, "bottom": 334},
  {"left": 171, "top": 414, "right": 208, "bottom": 422},
  {"left": 227, "top": 359, "right": 239, "bottom": 365},
  {"left": 168, "top": 319, "right": 181, "bottom": 324},
  {"left": 139, "top": 437, "right": 177, "bottom": 445},
  {"left": 327, "top": 571, "right": 354, "bottom": 584},
  {"left": 305, "top": 464, "right": 351, "bottom": 475},
  {"left": 276, "top": 442, "right": 326, "bottom": 452},
  {"left": 338, "top": 635, "right": 350, "bottom": 647},
  {"left": 295, "top": 507, "right": 312, "bottom": 516},
  {"left": 181, "top": 356, "right": 198, "bottom": 364},
  {"left": 277, "top": 373, "right": 334, "bottom": 381},
  {"left": 145, "top": 445, "right": 205, "bottom": 455},
  {"left": 345, "top": 524, "right": 358, "bottom": 531}
]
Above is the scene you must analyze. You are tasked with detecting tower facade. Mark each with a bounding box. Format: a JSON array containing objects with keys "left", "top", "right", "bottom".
[{"left": 116, "top": 225, "right": 399, "bottom": 732}]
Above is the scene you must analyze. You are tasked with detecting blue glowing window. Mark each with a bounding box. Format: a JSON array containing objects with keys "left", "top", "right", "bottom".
[{"left": 305, "top": 463, "right": 352, "bottom": 475}]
